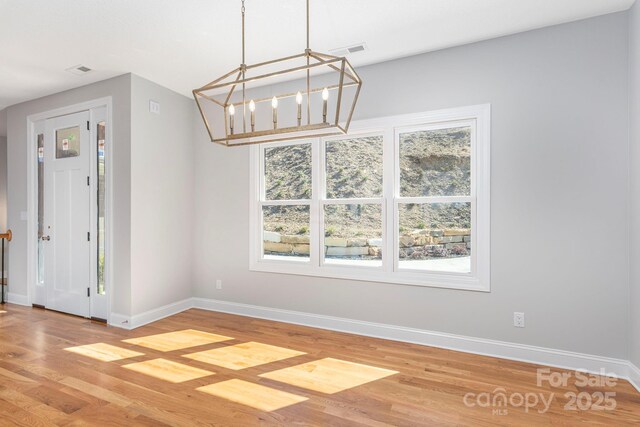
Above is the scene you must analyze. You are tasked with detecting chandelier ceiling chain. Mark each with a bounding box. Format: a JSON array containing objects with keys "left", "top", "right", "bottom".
[
  {"left": 241, "top": 0, "right": 246, "bottom": 133},
  {"left": 241, "top": 0, "right": 245, "bottom": 62},
  {"left": 193, "top": 0, "right": 362, "bottom": 146}
]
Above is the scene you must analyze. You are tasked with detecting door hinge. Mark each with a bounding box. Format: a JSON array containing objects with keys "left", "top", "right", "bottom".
[
  {"left": 87, "top": 121, "right": 90, "bottom": 131},
  {"left": 87, "top": 232, "right": 90, "bottom": 241},
  {"left": 87, "top": 176, "right": 90, "bottom": 186},
  {"left": 87, "top": 287, "right": 90, "bottom": 297}
]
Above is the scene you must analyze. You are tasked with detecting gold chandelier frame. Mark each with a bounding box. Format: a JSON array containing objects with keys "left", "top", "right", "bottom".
[{"left": 193, "top": 0, "right": 362, "bottom": 146}]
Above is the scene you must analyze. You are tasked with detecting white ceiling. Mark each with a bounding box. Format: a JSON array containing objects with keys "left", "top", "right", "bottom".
[{"left": 0, "top": 0, "right": 635, "bottom": 115}]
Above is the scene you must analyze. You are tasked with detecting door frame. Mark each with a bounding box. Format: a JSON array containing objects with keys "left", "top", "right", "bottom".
[{"left": 26, "top": 97, "right": 113, "bottom": 322}]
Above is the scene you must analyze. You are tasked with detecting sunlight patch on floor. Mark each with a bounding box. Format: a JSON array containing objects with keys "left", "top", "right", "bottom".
[
  {"left": 63, "top": 328, "right": 398, "bottom": 410},
  {"left": 259, "top": 357, "right": 398, "bottom": 394},
  {"left": 183, "top": 341, "right": 305, "bottom": 370},
  {"left": 197, "top": 379, "right": 308, "bottom": 411},
  {"left": 123, "top": 358, "right": 214, "bottom": 383},
  {"left": 122, "top": 329, "right": 233, "bottom": 352},
  {"left": 64, "top": 343, "right": 144, "bottom": 362}
]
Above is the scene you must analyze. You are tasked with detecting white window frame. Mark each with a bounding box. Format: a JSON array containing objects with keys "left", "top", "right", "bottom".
[{"left": 250, "top": 104, "right": 490, "bottom": 292}]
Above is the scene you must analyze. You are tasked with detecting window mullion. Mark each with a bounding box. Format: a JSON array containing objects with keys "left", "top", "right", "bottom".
[
  {"left": 310, "top": 138, "right": 322, "bottom": 268},
  {"left": 259, "top": 200, "right": 312, "bottom": 206},
  {"left": 259, "top": 145, "right": 266, "bottom": 202},
  {"left": 395, "top": 196, "right": 474, "bottom": 204},
  {"left": 320, "top": 198, "right": 383, "bottom": 205},
  {"left": 384, "top": 126, "right": 395, "bottom": 273}
]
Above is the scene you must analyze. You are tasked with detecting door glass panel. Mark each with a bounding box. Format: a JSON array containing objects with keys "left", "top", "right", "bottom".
[
  {"left": 97, "top": 122, "right": 106, "bottom": 295},
  {"left": 37, "top": 133, "right": 44, "bottom": 285},
  {"left": 56, "top": 126, "right": 81, "bottom": 158}
]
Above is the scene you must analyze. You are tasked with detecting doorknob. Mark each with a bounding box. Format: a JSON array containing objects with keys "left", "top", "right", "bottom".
[{"left": 41, "top": 236, "right": 50, "bottom": 241}]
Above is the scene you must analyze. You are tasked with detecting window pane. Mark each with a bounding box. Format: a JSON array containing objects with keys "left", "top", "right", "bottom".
[
  {"left": 324, "top": 204, "right": 382, "bottom": 267},
  {"left": 399, "top": 126, "right": 471, "bottom": 197},
  {"left": 325, "top": 136, "right": 383, "bottom": 199},
  {"left": 263, "top": 205, "right": 310, "bottom": 260},
  {"left": 264, "top": 144, "right": 311, "bottom": 200},
  {"left": 37, "top": 133, "right": 44, "bottom": 285},
  {"left": 97, "top": 122, "right": 106, "bottom": 295},
  {"left": 398, "top": 202, "right": 471, "bottom": 273},
  {"left": 56, "top": 126, "right": 80, "bottom": 158}
]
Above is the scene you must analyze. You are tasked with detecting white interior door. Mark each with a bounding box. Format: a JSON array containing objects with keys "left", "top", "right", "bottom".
[{"left": 43, "top": 111, "right": 91, "bottom": 317}]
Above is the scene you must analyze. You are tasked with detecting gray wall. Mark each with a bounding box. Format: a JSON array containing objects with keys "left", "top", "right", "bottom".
[
  {"left": 192, "top": 12, "right": 630, "bottom": 358},
  {"left": 629, "top": 0, "right": 640, "bottom": 368},
  {"left": 5, "top": 73, "right": 196, "bottom": 318},
  {"left": 0, "top": 109, "right": 7, "bottom": 138},
  {"left": 130, "top": 75, "right": 195, "bottom": 315},
  {"left": 6, "top": 75, "right": 132, "bottom": 315}
]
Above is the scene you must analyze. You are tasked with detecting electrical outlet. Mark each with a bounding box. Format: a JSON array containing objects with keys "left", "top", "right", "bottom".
[
  {"left": 216, "top": 279, "right": 222, "bottom": 290},
  {"left": 514, "top": 312, "right": 525, "bottom": 328}
]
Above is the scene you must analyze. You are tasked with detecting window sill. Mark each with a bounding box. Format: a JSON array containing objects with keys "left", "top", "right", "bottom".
[{"left": 249, "top": 258, "right": 490, "bottom": 292}]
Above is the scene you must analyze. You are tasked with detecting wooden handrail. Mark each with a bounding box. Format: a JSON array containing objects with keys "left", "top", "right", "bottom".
[{"left": 0, "top": 230, "right": 11, "bottom": 241}]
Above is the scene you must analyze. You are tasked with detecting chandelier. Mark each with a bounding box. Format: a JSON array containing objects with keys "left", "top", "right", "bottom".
[{"left": 193, "top": 0, "right": 362, "bottom": 146}]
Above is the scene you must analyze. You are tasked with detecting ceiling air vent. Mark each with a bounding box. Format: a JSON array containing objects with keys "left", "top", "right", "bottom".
[
  {"left": 65, "top": 65, "right": 93, "bottom": 76},
  {"left": 329, "top": 43, "right": 367, "bottom": 57}
]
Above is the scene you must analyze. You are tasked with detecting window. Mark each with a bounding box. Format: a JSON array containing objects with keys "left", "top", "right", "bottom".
[
  {"left": 97, "top": 121, "right": 106, "bottom": 295},
  {"left": 396, "top": 124, "right": 473, "bottom": 274},
  {"left": 37, "top": 133, "right": 44, "bottom": 286},
  {"left": 250, "top": 105, "right": 490, "bottom": 291},
  {"left": 261, "top": 143, "right": 312, "bottom": 262},
  {"left": 323, "top": 135, "right": 384, "bottom": 268}
]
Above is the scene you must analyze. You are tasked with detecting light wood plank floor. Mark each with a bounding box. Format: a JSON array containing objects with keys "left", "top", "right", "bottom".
[{"left": 0, "top": 303, "right": 639, "bottom": 426}]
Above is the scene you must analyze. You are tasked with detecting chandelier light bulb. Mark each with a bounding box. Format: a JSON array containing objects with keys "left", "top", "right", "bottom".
[
  {"left": 272, "top": 96, "right": 278, "bottom": 129},
  {"left": 322, "top": 87, "right": 329, "bottom": 123},
  {"left": 296, "top": 91, "right": 303, "bottom": 125},
  {"left": 228, "top": 103, "right": 235, "bottom": 134},
  {"left": 249, "top": 99, "right": 256, "bottom": 132}
]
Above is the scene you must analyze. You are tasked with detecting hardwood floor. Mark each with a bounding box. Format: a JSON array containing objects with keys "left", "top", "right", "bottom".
[{"left": 0, "top": 304, "right": 639, "bottom": 426}]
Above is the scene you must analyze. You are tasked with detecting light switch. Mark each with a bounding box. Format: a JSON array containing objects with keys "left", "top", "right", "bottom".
[{"left": 149, "top": 100, "right": 161, "bottom": 115}]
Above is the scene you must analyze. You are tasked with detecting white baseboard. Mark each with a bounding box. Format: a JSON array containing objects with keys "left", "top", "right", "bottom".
[
  {"left": 130, "top": 298, "right": 193, "bottom": 329},
  {"left": 628, "top": 362, "right": 640, "bottom": 392},
  {"left": 109, "top": 312, "right": 132, "bottom": 330},
  {"left": 105, "top": 295, "right": 640, "bottom": 393},
  {"left": 109, "top": 298, "right": 193, "bottom": 330},
  {"left": 191, "top": 297, "right": 640, "bottom": 392},
  {"left": 7, "top": 293, "right": 30, "bottom": 306}
]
